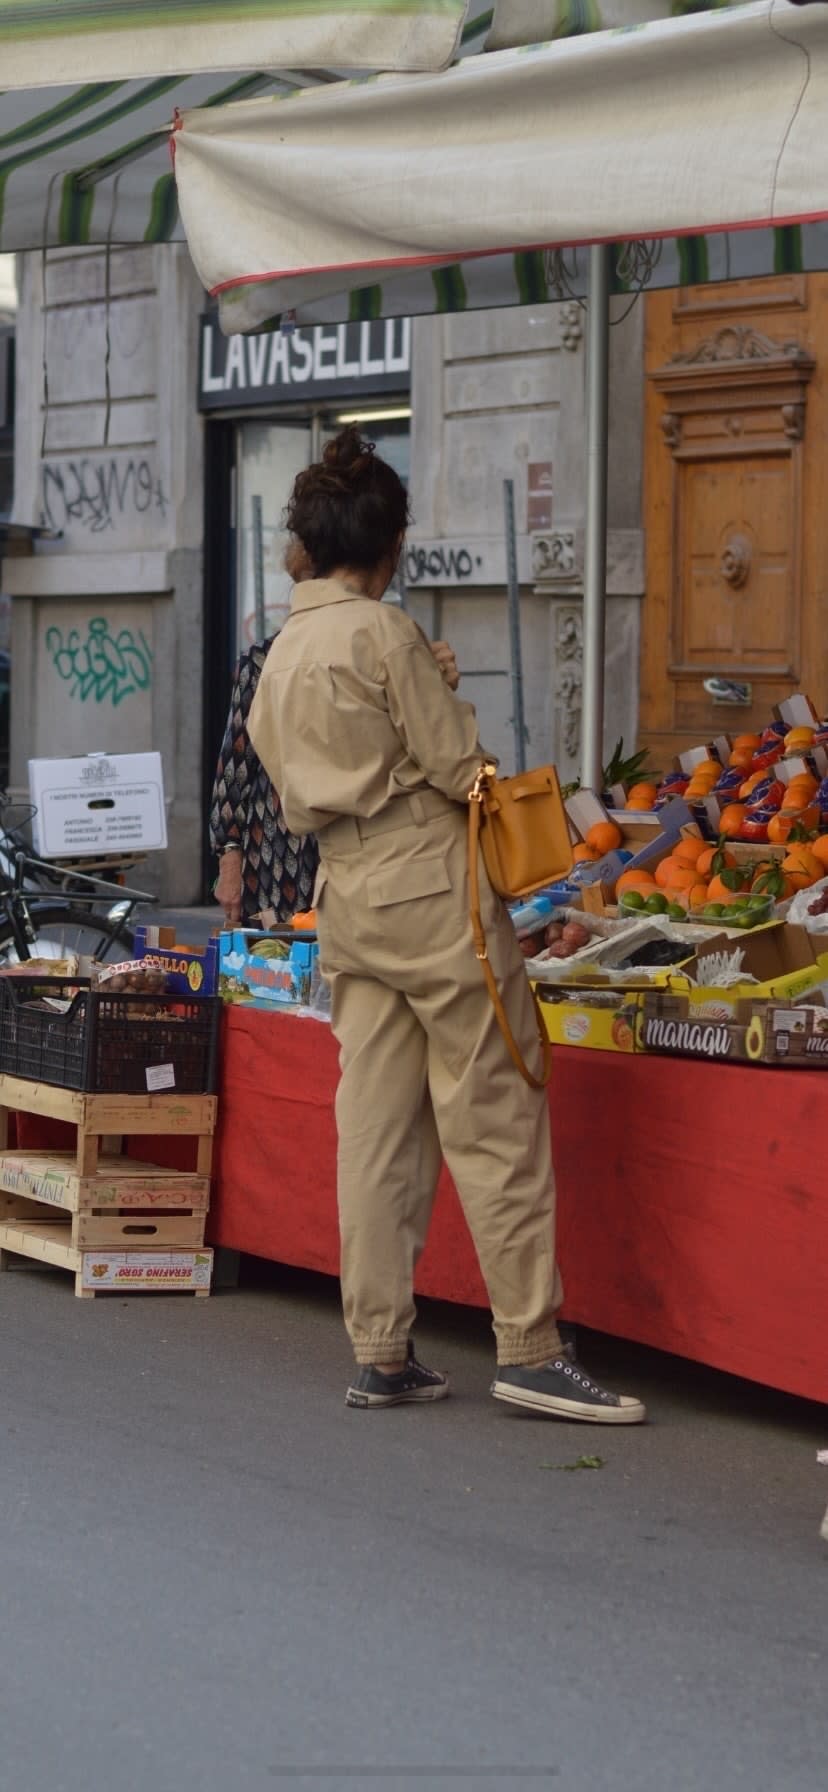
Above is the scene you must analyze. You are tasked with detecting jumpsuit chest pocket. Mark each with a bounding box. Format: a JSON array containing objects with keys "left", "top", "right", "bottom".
[{"left": 366, "top": 857, "right": 451, "bottom": 908}]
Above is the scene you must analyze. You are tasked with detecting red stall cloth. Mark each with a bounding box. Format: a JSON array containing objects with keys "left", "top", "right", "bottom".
[
  {"left": 208, "top": 1009, "right": 490, "bottom": 1307},
  {"left": 14, "top": 1006, "right": 828, "bottom": 1403}
]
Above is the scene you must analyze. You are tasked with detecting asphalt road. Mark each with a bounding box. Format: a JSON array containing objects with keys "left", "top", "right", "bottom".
[{"left": 1, "top": 1256, "right": 825, "bottom": 1792}]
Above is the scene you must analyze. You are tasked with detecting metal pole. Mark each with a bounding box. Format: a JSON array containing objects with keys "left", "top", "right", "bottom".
[
  {"left": 503, "top": 477, "right": 527, "bottom": 773},
  {"left": 251, "top": 493, "right": 266, "bottom": 642},
  {"left": 581, "top": 242, "right": 611, "bottom": 794}
]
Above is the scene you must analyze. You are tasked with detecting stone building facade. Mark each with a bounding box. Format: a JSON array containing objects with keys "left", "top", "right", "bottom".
[{"left": 3, "top": 243, "right": 645, "bottom": 900}]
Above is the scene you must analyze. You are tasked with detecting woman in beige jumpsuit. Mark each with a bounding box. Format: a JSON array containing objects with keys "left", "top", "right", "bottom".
[{"left": 249, "top": 430, "right": 645, "bottom": 1425}]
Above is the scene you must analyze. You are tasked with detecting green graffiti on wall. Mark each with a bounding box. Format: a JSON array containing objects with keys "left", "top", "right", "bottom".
[{"left": 45, "top": 617, "right": 153, "bottom": 706}]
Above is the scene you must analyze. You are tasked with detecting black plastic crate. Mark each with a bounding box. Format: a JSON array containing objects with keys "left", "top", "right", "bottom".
[{"left": 0, "top": 978, "right": 221, "bottom": 1094}]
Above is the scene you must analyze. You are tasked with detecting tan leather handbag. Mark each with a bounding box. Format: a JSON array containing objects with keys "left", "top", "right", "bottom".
[{"left": 468, "top": 761, "right": 574, "bottom": 1090}]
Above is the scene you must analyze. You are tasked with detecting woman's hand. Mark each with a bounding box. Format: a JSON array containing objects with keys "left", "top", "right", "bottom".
[
  {"left": 214, "top": 850, "right": 243, "bottom": 927},
  {"left": 430, "top": 640, "right": 460, "bottom": 691}
]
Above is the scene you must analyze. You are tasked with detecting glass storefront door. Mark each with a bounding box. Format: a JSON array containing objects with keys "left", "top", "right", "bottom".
[{"left": 234, "top": 419, "right": 312, "bottom": 654}]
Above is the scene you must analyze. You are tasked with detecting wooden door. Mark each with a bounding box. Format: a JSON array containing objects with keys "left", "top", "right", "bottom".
[{"left": 640, "top": 276, "right": 828, "bottom": 765}]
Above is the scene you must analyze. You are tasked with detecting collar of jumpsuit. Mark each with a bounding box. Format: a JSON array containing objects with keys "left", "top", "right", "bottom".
[{"left": 290, "top": 578, "right": 378, "bottom": 613}]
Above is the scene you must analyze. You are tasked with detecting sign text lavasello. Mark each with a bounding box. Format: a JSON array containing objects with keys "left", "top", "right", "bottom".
[{"left": 198, "top": 318, "right": 411, "bottom": 411}]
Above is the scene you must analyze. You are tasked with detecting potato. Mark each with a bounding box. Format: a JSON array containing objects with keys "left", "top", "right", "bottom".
[
  {"left": 545, "top": 940, "right": 574, "bottom": 959},
  {"left": 544, "top": 921, "right": 564, "bottom": 946},
  {"left": 562, "top": 922, "right": 591, "bottom": 951},
  {"left": 519, "top": 931, "right": 546, "bottom": 959}
]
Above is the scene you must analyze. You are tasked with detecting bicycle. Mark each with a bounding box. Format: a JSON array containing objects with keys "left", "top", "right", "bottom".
[{"left": 0, "top": 793, "right": 157, "bottom": 965}]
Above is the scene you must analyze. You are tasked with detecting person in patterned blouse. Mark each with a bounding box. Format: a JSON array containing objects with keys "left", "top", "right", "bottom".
[
  {"left": 209, "top": 637, "right": 320, "bottom": 927},
  {"left": 209, "top": 614, "right": 461, "bottom": 927}
]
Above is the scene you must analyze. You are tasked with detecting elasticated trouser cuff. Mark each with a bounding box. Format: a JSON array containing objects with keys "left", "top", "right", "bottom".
[
  {"left": 495, "top": 1325, "right": 563, "bottom": 1368},
  {"left": 353, "top": 1334, "right": 412, "bottom": 1366}
]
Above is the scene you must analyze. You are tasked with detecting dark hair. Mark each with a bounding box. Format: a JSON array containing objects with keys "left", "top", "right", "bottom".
[{"left": 284, "top": 427, "right": 410, "bottom": 577}]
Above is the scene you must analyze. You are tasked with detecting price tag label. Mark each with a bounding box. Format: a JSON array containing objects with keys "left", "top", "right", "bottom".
[{"left": 146, "top": 1063, "right": 176, "bottom": 1093}]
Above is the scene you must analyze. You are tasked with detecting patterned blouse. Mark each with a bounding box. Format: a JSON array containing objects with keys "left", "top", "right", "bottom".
[{"left": 209, "top": 639, "right": 319, "bottom": 923}]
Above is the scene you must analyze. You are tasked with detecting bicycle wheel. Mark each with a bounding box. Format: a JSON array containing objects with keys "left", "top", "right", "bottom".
[{"left": 0, "top": 904, "right": 135, "bottom": 967}]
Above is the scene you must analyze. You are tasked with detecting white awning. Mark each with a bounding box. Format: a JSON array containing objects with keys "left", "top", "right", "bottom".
[
  {"left": 172, "top": 1, "right": 828, "bottom": 334},
  {"left": 0, "top": 0, "right": 470, "bottom": 87}
]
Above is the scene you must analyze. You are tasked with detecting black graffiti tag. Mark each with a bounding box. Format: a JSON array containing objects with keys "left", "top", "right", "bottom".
[
  {"left": 405, "top": 544, "right": 475, "bottom": 585},
  {"left": 41, "top": 458, "right": 168, "bottom": 535}
]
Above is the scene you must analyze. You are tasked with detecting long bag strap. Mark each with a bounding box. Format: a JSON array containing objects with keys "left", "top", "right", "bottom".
[{"left": 468, "top": 797, "right": 552, "bottom": 1091}]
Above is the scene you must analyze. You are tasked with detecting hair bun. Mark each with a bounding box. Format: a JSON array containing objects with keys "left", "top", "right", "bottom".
[{"left": 322, "top": 426, "right": 375, "bottom": 483}]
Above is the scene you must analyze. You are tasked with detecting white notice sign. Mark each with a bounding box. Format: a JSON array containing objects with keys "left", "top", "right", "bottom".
[{"left": 28, "top": 752, "right": 168, "bottom": 858}]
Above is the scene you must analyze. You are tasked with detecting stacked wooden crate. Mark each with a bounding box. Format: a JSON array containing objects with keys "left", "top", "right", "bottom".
[{"left": 0, "top": 1074, "right": 217, "bottom": 1297}]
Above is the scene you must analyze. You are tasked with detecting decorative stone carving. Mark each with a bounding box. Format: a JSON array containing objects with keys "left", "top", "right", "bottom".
[
  {"left": 554, "top": 608, "right": 583, "bottom": 763},
  {"left": 559, "top": 302, "right": 583, "bottom": 352},
  {"left": 782, "top": 402, "right": 805, "bottom": 442},
  {"left": 670, "top": 326, "right": 810, "bottom": 368},
  {"left": 720, "top": 533, "right": 752, "bottom": 590},
  {"left": 532, "top": 530, "right": 578, "bottom": 583},
  {"left": 652, "top": 324, "right": 815, "bottom": 460}
]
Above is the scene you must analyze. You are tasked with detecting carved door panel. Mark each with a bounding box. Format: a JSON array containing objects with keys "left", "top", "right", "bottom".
[
  {"left": 640, "top": 277, "right": 827, "bottom": 765},
  {"left": 679, "top": 457, "right": 793, "bottom": 669}
]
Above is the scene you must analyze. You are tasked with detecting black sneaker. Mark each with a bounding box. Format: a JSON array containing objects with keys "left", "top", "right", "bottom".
[
  {"left": 491, "top": 1343, "right": 646, "bottom": 1424},
  {"left": 345, "top": 1341, "right": 449, "bottom": 1409}
]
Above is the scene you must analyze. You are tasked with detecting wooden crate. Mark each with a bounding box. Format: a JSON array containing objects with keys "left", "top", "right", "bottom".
[
  {"left": 0, "top": 1221, "right": 212, "bottom": 1298},
  {"left": 0, "top": 1077, "right": 217, "bottom": 1296},
  {"left": 0, "top": 1151, "right": 210, "bottom": 1213}
]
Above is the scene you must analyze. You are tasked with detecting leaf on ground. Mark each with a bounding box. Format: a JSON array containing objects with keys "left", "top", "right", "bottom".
[{"left": 541, "top": 1454, "right": 604, "bottom": 1472}]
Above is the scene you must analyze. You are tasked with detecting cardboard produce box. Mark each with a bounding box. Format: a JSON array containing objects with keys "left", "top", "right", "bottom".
[
  {"left": 219, "top": 928, "right": 319, "bottom": 1008},
  {"left": 134, "top": 927, "right": 219, "bottom": 996},
  {"left": 536, "top": 987, "right": 640, "bottom": 1054},
  {"left": 637, "top": 990, "right": 828, "bottom": 1068},
  {"left": 565, "top": 790, "right": 700, "bottom": 916},
  {"left": 638, "top": 926, "right": 828, "bottom": 1067}
]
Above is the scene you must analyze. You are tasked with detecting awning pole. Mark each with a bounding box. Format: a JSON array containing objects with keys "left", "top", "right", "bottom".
[{"left": 581, "top": 242, "right": 610, "bottom": 794}]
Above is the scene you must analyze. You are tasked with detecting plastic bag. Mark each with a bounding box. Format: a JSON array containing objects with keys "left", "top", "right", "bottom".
[{"left": 788, "top": 874, "right": 828, "bottom": 932}]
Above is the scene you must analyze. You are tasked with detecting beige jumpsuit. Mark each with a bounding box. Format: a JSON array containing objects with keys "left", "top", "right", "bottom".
[{"left": 248, "top": 579, "right": 564, "bottom": 1367}]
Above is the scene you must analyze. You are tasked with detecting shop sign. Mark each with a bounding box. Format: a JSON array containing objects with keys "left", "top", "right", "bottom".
[{"left": 198, "top": 317, "right": 411, "bottom": 411}]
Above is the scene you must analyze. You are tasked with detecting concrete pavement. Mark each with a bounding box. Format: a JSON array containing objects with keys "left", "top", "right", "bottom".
[{"left": 1, "top": 1256, "right": 825, "bottom": 1792}]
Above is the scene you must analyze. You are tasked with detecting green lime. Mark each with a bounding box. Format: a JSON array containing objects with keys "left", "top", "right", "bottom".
[
  {"left": 729, "top": 896, "right": 749, "bottom": 911},
  {"left": 666, "top": 903, "right": 686, "bottom": 921},
  {"left": 748, "top": 894, "right": 769, "bottom": 910},
  {"left": 703, "top": 903, "right": 725, "bottom": 919},
  {"left": 621, "top": 891, "right": 645, "bottom": 911},
  {"left": 645, "top": 893, "right": 668, "bottom": 915},
  {"left": 732, "top": 912, "right": 756, "bottom": 929}
]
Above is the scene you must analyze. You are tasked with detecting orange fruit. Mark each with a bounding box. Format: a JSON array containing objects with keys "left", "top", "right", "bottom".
[
  {"left": 809, "top": 835, "right": 828, "bottom": 869},
  {"left": 661, "top": 864, "right": 697, "bottom": 894},
  {"left": 767, "top": 813, "right": 795, "bottom": 847},
  {"left": 728, "top": 748, "right": 755, "bottom": 770},
  {"left": 625, "top": 782, "right": 659, "bottom": 808},
  {"left": 732, "top": 733, "right": 761, "bottom": 753},
  {"left": 782, "top": 845, "right": 822, "bottom": 888},
  {"left": 687, "top": 881, "right": 710, "bottom": 911},
  {"left": 784, "top": 726, "right": 814, "bottom": 753},
  {"left": 655, "top": 855, "right": 681, "bottom": 889},
  {"left": 616, "top": 869, "right": 656, "bottom": 896},
  {"left": 784, "top": 771, "right": 818, "bottom": 797},
  {"left": 739, "top": 772, "right": 767, "bottom": 801},
  {"left": 586, "top": 820, "right": 623, "bottom": 856},
  {"left": 690, "top": 761, "right": 720, "bottom": 785},
  {"left": 697, "top": 845, "right": 736, "bottom": 879},
  {"left": 672, "top": 836, "right": 706, "bottom": 870},
  {"left": 707, "top": 873, "right": 743, "bottom": 906},
  {"left": 780, "top": 801, "right": 820, "bottom": 830},
  {"left": 718, "top": 803, "right": 747, "bottom": 838},
  {"left": 573, "top": 843, "right": 599, "bottom": 864}
]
